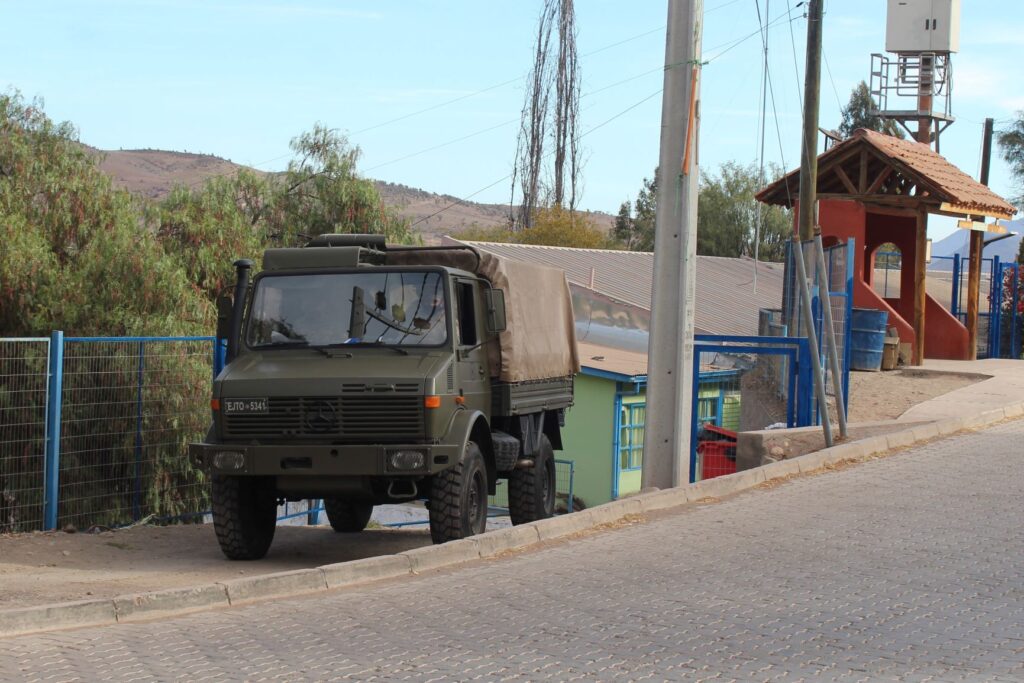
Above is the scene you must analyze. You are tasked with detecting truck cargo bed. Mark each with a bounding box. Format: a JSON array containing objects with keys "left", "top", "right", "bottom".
[{"left": 491, "top": 376, "right": 574, "bottom": 416}]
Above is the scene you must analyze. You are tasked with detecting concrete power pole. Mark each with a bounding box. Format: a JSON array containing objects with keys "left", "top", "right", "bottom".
[
  {"left": 966, "top": 118, "right": 996, "bottom": 359},
  {"left": 641, "top": 0, "right": 703, "bottom": 490}
]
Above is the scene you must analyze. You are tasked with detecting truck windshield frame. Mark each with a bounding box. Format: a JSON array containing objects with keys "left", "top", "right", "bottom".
[{"left": 244, "top": 268, "right": 451, "bottom": 351}]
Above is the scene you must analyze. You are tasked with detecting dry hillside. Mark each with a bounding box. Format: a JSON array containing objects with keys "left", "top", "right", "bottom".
[{"left": 88, "top": 148, "right": 613, "bottom": 243}]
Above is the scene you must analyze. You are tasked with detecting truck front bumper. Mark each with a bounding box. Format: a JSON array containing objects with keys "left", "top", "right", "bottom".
[{"left": 188, "top": 442, "right": 461, "bottom": 477}]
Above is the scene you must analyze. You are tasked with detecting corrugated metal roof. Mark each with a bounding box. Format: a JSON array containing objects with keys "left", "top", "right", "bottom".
[
  {"left": 447, "top": 239, "right": 784, "bottom": 337},
  {"left": 578, "top": 341, "right": 648, "bottom": 379}
]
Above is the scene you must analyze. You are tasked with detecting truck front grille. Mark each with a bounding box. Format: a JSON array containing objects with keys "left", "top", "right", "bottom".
[{"left": 223, "top": 395, "right": 423, "bottom": 442}]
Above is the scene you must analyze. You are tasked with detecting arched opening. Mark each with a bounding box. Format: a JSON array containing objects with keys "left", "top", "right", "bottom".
[{"left": 871, "top": 242, "right": 902, "bottom": 304}]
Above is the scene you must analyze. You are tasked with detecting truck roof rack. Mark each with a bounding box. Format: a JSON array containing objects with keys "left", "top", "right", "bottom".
[{"left": 306, "top": 234, "right": 387, "bottom": 250}]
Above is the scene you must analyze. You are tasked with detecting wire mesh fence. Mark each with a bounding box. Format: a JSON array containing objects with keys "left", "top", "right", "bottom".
[
  {"left": 0, "top": 339, "right": 50, "bottom": 532},
  {"left": 58, "top": 338, "right": 214, "bottom": 530},
  {"left": 691, "top": 337, "right": 813, "bottom": 483}
]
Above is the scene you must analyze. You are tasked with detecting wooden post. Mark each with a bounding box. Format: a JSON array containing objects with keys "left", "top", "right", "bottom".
[
  {"left": 965, "top": 229, "right": 983, "bottom": 359},
  {"left": 913, "top": 207, "right": 928, "bottom": 365}
]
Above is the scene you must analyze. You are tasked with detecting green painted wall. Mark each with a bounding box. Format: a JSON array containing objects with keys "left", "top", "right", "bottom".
[{"left": 558, "top": 373, "right": 616, "bottom": 508}]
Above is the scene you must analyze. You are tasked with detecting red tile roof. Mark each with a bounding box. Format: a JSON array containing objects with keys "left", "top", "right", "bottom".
[{"left": 757, "top": 129, "right": 1017, "bottom": 219}]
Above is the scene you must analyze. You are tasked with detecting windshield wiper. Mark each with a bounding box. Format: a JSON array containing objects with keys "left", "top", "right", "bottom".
[
  {"left": 255, "top": 340, "right": 336, "bottom": 358},
  {"left": 374, "top": 343, "right": 409, "bottom": 355}
]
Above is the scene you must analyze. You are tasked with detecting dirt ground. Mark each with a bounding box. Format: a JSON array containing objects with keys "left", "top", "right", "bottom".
[
  {"left": 0, "top": 524, "right": 431, "bottom": 610},
  {"left": 846, "top": 368, "right": 986, "bottom": 422}
]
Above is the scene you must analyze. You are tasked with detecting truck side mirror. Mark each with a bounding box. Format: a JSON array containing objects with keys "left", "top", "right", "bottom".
[
  {"left": 216, "top": 292, "right": 234, "bottom": 341},
  {"left": 484, "top": 288, "right": 507, "bottom": 333}
]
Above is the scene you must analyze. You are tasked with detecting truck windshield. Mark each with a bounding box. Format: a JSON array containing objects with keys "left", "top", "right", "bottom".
[{"left": 246, "top": 271, "right": 448, "bottom": 348}]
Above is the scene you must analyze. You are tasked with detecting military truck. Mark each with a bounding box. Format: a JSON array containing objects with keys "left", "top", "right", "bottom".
[{"left": 190, "top": 234, "right": 578, "bottom": 560}]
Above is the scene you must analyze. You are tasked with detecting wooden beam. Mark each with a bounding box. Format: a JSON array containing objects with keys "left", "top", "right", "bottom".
[
  {"left": 965, "top": 229, "right": 983, "bottom": 361},
  {"left": 939, "top": 201, "right": 1015, "bottom": 221},
  {"left": 913, "top": 208, "right": 928, "bottom": 366},
  {"left": 834, "top": 165, "right": 857, "bottom": 194},
  {"left": 867, "top": 167, "right": 894, "bottom": 194},
  {"left": 858, "top": 150, "right": 869, "bottom": 193}
]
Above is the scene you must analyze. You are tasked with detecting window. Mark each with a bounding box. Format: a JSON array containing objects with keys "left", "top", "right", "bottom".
[
  {"left": 246, "top": 271, "right": 448, "bottom": 348},
  {"left": 618, "top": 402, "right": 645, "bottom": 471},
  {"left": 456, "top": 281, "right": 477, "bottom": 346}
]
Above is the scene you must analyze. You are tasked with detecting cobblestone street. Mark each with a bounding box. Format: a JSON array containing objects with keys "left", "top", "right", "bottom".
[{"left": 3, "top": 420, "right": 1023, "bottom": 682}]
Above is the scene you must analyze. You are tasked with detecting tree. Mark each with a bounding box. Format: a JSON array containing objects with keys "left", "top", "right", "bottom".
[
  {"left": 837, "top": 81, "right": 904, "bottom": 140},
  {"left": 616, "top": 163, "right": 792, "bottom": 261},
  {"left": 613, "top": 172, "right": 657, "bottom": 251},
  {"left": 0, "top": 92, "right": 209, "bottom": 337},
  {"left": 998, "top": 111, "right": 1024, "bottom": 206},
  {"left": 149, "top": 124, "right": 416, "bottom": 301},
  {"left": 453, "top": 206, "right": 613, "bottom": 249},
  {"left": 511, "top": 0, "right": 581, "bottom": 229}
]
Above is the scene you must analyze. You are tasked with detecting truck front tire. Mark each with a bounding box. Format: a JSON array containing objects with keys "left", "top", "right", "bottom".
[
  {"left": 211, "top": 474, "right": 277, "bottom": 560},
  {"left": 429, "top": 441, "right": 488, "bottom": 543},
  {"left": 509, "top": 434, "right": 556, "bottom": 525},
  {"left": 323, "top": 498, "right": 374, "bottom": 533}
]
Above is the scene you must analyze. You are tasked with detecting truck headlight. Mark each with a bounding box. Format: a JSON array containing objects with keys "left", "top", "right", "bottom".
[
  {"left": 388, "top": 450, "right": 425, "bottom": 471},
  {"left": 213, "top": 451, "right": 246, "bottom": 470}
]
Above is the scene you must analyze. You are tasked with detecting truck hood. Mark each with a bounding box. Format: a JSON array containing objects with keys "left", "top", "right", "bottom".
[{"left": 216, "top": 350, "right": 448, "bottom": 397}]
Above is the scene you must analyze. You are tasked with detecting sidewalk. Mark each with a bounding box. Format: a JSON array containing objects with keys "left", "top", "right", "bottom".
[{"left": 899, "top": 358, "right": 1024, "bottom": 422}]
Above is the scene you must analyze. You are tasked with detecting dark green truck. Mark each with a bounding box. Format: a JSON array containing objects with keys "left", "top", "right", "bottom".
[{"left": 190, "top": 234, "right": 578, "bottom": 559}]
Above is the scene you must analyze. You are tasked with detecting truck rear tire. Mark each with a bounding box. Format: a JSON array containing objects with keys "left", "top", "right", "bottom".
[
  {"left": 211, "top": 475, "right": 277, "bottom": 560},
  {"left": 509, "top": 434, "right": 556, "bottom": 525},
  {"left": 428, "top": 441, "right": 488, "bottom": 543},
  {"left": 323, "top": 498, "right": 373, "bottom": 533}
]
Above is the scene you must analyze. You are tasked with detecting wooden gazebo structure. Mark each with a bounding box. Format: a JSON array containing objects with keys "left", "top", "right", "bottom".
[{"left": 757, "top": 129, "right": 1017, "bottom": 364}]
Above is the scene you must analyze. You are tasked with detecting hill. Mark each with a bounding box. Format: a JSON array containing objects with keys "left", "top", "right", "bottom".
[
  {"left": 87, "top": 148, "right": 614, "bottom": 243},
  {"left": 928, "top": 219, "right": 1023, "bottom": 271}
]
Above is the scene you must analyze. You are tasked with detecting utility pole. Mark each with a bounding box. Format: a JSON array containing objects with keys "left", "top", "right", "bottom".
[
  {"left": 966, "top": 117, "right": 995, "bottom": 359},
  {"left": 790, "top": 0, "right": 837, "bottom": 443},
  {"left": 796, "top": 0, "right": 823, "bottom": 241},
  {"left": 642, "top": 0, "right": 702, "bottom": 490}
]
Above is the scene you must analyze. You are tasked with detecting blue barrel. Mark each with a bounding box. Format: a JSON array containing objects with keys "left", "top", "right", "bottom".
[{"left": 850, "top": 308, "right": 889, "bottom": 371}]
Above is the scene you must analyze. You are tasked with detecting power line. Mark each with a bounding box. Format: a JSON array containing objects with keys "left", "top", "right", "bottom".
[{"left": 409, "top": 89, "right": 663, "bottom": 229}]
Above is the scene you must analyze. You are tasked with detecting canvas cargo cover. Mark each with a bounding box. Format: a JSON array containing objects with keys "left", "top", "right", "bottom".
[{"left": 386, "top": 247, "right": 580, "bottom": 383}]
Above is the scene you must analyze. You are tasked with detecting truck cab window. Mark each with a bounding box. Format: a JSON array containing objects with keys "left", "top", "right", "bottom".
[{"left": 456, "top": 281, "right": 477, "bottom": 346}]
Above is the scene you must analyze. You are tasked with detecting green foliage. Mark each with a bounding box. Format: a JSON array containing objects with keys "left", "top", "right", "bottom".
[
  {"left": 837, "top": 81, "right": 904, "bottom": 140},
  {"left": 998, "top": 111, "right": 1024, "bottom": 207},
  {"left": 698, "top": 161, "right": 792, "bottom": 262},
  {"left": 148, "top": 125, "right": 417, "bottom": 301},
  {"left": 0, "top": 92, "right": 210, "bottom": 337},
  {"left": 613, "top": 172, "right": 657, "bottom": 251},
  {"left": 453, "top": 205, "right": 615, "bottom": 249},
  {"left": 616, "top": 163, "right": 792, "bottom": 261}
]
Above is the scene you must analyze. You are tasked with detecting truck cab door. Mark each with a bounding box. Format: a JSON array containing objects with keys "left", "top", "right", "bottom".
[{"left": 454, "top": 279, "right": 488, "bottom": 411}]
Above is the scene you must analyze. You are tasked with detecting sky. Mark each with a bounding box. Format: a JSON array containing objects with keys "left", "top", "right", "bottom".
[{"left": 2, "top": 0, "right": 1022, "bottom": 241}]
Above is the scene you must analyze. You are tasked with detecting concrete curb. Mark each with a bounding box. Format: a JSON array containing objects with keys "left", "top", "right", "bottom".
[{"left": 4, "top": 402, "right": 1022, "bottom": 638}]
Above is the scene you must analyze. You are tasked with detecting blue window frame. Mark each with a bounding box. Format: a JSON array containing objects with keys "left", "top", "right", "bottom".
[{"left": 618, "top": 402, "right": 645, "bottom": 471}]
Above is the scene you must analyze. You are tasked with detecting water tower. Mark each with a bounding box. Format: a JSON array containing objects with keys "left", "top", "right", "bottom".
[{"left": 870, "top": 0, "right": 960, "bottom": 149}]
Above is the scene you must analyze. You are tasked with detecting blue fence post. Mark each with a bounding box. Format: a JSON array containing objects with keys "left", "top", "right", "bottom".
[
  {"left": 133, "top": 341, "right": 146, "bottom": 521},
  {"left": 566, "top": 460, "right": 574, "bottom": 513},
  {"left": 991, "top": 256, "right": 1003, "bottom": 358},
  {"left": 213, "top": 338, "right": 226, "bottom": 379},
  {"left": 951, "top": 253, "right": 961, "bottom": 318},
  {"left": 689, "top": 353, "right": 701, "bottom": 484},
  {"left": 1012, "top": 264, "right": 1021, "bottom": 359},
  {"left": 43, "top": 330, "right": 64, "bottom": 531}
]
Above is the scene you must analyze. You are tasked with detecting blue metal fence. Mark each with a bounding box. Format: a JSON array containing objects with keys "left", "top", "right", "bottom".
[
  {"left": 783, "top": 239, "right": 855, "bottom": 423},
  {"left": 690, "top": 335, "right": 814, "bottom": 483}
]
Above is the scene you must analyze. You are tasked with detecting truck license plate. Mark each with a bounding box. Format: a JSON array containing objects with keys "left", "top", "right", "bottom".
[{"left": 223, "top": 398, "right": 269, "bottom": 414}]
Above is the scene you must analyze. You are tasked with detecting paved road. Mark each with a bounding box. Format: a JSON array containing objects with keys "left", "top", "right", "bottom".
[{"left": 4, "top": 421, "right": 1024, "bottom": 682}]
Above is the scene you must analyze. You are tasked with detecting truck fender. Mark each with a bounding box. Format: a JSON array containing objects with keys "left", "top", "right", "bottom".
[{"left": 445, "top": 409, "right": 497, "bottom": 494}]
